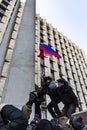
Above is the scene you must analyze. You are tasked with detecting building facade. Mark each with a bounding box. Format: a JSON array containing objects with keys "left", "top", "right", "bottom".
[
  {"left": 35, "top": 14, "right": 87, "bottom": 113},
  {"left": 0, "top": 0, "right": 87, "bottom": 118},
  {"left": 0, "top": 0, "right": 35, "bottom": 106},
  {"left": 0, "top": 0, "right": 25, "bottom": 102}
]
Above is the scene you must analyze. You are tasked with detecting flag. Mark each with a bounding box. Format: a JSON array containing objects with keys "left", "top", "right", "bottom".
[{"left": 38, "top": 43, "right": 61, "bottom": 58}]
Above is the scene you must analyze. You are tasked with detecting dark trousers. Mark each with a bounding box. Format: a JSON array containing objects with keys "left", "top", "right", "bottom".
[
  {"left": 47, "top": 99, "right": 61, "bottom": 118},
  {"left": 26, "top": 92, "right": 36, "bottom": 107},
  {"left": 62, "top": 103, "right": 76, "bottom": 118},
  {"left": 35, "top": 101, "right": 42, "bottom": 118},
  {"left": 35, "top": 96, "right": 45, "bottom": 118},
  {"left": 47, "top": 100, "right": 76, "bottom": 118},
  {"left": 26, "top": 92, "right": 45, "bottom": 118}
]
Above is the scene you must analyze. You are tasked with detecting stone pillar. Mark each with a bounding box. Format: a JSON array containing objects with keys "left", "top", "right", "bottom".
[{"left": 2, "top": 0, "right": 35, "bottom": 106}]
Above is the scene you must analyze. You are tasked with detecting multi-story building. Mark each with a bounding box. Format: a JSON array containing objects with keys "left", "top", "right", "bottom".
[
  {"left": 35, "top": 14, "right": 87, "bottom": 114},
  {"left": 0, "top": 0, "right": 25, "bottom": 103},
  {"left": 0, "top": 0, "right": 35, "bottom": 107},
  {"left": 0, "top": 0, "right": 87, "bottom": 119}
]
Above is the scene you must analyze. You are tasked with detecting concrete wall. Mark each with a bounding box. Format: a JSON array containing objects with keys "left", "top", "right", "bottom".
[
  {"left": 0, "top": 0, "right": 20, "bottom": 103},
  {"left": 0, "top": 0, "right": 19, "bottom": 75},
  {"left": 2, "top": 0, "right": 35, "bottom": 106}
]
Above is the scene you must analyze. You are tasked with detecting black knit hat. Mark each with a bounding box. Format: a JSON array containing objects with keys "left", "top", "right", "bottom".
[
  {"left": 70, "top": 116, "right": 85, "bottom": 130},
  {"left": 57, "top": 78, "right": 67, "bottom": 84},
  {"left": 45, "top": 76, "right": 52, "bottom": 81}
]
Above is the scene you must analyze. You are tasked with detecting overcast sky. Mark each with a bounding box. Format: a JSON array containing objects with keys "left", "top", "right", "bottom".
[{"left": 21, "top": 0, "right": 87, "bottom": 55}]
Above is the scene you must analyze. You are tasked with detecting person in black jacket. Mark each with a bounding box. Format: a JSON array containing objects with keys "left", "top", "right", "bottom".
[
  {"left": 22, "top": 84, "right": 45, "bottom": 119},
  {"left": 35, "top": 119, "right": 53, "bottom": 130},
  {"left": 0, "top": 104, "right": 28, "bottom": 130},
  {"left": 55, "top": 78, "right": 79, "bottom": 118},
  {"left": 37, "top": 76, "right": 62, "bottom": 118},
  {"left": 35, "top": 119, "right": 70, "bottom": 130},
  {"left": 22, "top": 76, "right": 59, "bottom": 119},
  {"left": 70, "top": 116, "right": 87, "bottom": 130},
  {"left": 22, "top": 76, "right": 47, "bottom": 119},
  {"left": 23, "top": 76, "right": 57, "bottom": 118}
]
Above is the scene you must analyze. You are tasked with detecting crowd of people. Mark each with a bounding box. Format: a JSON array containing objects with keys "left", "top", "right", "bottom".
[
  {"left": 0, "top": 76, "right": 86, "bottom": 130},
  {"left": 22, "top": 76, "right": 79, "bottom": 119},
  {"left": 0, "top": 104, "right": 28, "bottom": 130}
]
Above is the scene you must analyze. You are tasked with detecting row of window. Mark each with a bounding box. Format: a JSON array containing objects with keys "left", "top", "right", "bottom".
[
  {"left": 40, "top": 55, "right": 87, "bottom": 84},
  {"left": 0, "top": 0, "right": 11, "bottom": 22},
  {"left": 39, "top": 56, "right": 87, "bottom": 108},
  {"left": 40, "top": 25, "right": 83, "bottom": 58},
  {"left": 40, "top": 35, "right": 84, "bottom": 69},
  {"left": 39, "top": 25, "right": 87, "bottom": 84}
]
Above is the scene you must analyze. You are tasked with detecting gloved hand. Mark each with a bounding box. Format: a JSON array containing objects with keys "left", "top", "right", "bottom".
[{"left": 22, "top": 105, "right": 32, "bottom": 119}]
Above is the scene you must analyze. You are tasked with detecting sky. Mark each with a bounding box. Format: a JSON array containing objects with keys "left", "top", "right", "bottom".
[{"left": 21, "top": 0, "right": 87, "bottom": 55}]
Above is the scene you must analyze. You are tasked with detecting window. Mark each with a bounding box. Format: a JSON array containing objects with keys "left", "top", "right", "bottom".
[
  {"left": 40, "top": 57, "right": 44, "bottom": 65},
  {"left": 0, "top": 8, "right": 5, "bottom": 16},
  {"left": 53, "top": 30, "right": 56, "bottom": 35},
  {"left": 40, "top": 21, "right": 43, "bottom": 26},
  {"left": 58, "top": 34, "right": 62, "bottom": 40},
  {"left": 0, "top": 3, "right": 7, "bottom": 10},
  {"left": 0, "top": 0, "right": 10, "bottom": 21},
  {"left": 40, "top": 32, "right": 43, "bottom": 38},
  {"left": 47, "top": 33, "right": 50, "bottom": 39},
  {"left": 0, "top": 16, "right": 2, "bottom": 21},
  {"left": 55, "top": 44, "right": 57, "bottom": 51},
  {"left": 40, "top": 38, "right": 44, "bottom": 43},
  {"left": 51, "top": 69, "right": 54, "bottom": 79},
  {"left": 40, "top": 66, "right": 45, "bottom": 75},
  {"left": 40, "top": 27, "right": 43, "bottom": 34},
  {"left": 48, "top": 38, "right": 51, "bottom": 45},
  {"left": 2, "top": 0, "right": 9, "bottom": 6},
  {"left": 47, "top": 26, "right": 50, "bottom": 31},
  {"left": 50, "top": 60, "right": 53, "bottom": 69},
  {"left": 0, "top": 11, "right": 4, "bottom": 21},
  {"left": 54, "top": 37, "right": 56, "bottom": 43},
  {"left": 7, "top": 0, "right": 11, "bottom": 1}
]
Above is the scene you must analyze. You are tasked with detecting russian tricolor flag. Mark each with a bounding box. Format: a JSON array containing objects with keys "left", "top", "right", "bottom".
[{"left": 38, "top": 43, "right": 61, "bottom": 58}]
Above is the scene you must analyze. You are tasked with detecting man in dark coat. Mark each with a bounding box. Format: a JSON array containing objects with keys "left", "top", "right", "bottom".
[
  {"left": 54, "top": 78, "right": 79, "bottom": 118},
  {"left": 22, "top": 84, "right": 45, "bottom": 119},
  {"left": 35, "top": 119, "right": 53, "bottom": 130},
  {"left": 22, "top": 76, "right": 59, "bottom": 119},
  {"left": 37, "top": 76, "right": 61, "bottom": 118},
  {"left": 35, "top": 119, "right": 70, "bottom": 130},
  {"left": 0, "top": 104, "right": 28, "bottom": 130},
  {"left": 70, "top": 116, "right": 87, "bottom": 130}
]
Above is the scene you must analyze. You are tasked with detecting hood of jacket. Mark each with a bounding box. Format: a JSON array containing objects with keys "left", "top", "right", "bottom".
[{"left": 49, "top": 81, "right": 57, "bottom": 89}]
